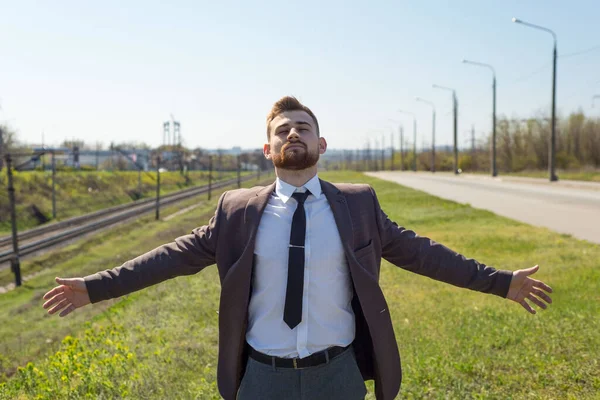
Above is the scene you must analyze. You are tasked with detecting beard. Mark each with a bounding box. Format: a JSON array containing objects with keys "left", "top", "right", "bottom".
[{"left": 272, "top": 141, "right": 320, "bottom": 170}]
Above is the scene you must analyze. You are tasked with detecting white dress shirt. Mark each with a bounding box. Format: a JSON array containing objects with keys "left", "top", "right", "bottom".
[{"left": 246, "top": 174, "right": 355, "bottom": 358}]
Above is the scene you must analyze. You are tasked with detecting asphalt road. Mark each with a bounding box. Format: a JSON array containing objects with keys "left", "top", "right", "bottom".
[{"left": 367, "top": 171, "right": 600, "bottom": 245}]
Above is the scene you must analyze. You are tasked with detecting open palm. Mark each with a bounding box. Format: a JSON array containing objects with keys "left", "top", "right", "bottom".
[
  {"left": 42, "top": 277, "right": 91, "bottom": 317},
  {"left": 506, "top": 265, "right": 553, "bottom": 314}
]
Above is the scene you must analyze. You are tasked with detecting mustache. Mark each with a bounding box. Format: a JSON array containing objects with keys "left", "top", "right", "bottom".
[{"left": 282, "top": 141, "right": 307, "bottom": 151}]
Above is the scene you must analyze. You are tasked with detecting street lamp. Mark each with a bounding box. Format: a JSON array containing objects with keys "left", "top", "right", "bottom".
[
  {"left": 367, "top": 129, "right": 384, "bottom": 171},
  {"left": 512, "top": 17, "right": 558, "bottom": 182},
  {"left": 388, "top": 119, "right": 404, "bottom": 171},
  {"left": 462, "top": 59, "right": 497, "bottom": 177},
  {"left": 397, "top": 110, "right": 417, "bottom": 171},
  {"left": 433, "top": 84, "right": 459, "bottom": 174},
  {"left": 415, "top": 97, "right": 436, "bottom": 173}
]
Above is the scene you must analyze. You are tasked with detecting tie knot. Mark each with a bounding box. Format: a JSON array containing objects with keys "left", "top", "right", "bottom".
[{"left": 292, "top": 190, "right": 310, "bottom": 205}]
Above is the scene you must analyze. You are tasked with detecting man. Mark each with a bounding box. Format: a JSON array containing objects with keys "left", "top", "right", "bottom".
[{"left": 42, "top": 96, "right": 553, "bottom": 400}]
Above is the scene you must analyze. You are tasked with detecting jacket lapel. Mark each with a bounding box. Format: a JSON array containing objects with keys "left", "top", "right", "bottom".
[
  {"left": 244, "top": 182, "right": 276, "bottom": 249},
  {"left": 320, "top": 179, "right": 355, "bottom": 257}
]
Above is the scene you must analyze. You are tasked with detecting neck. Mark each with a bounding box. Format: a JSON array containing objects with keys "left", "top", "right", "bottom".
[{"left": 275, "top": 166, "right": 318, "bottom": 187}]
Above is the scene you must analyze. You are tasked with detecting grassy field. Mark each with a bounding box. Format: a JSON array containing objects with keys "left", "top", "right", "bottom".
[
  {"left": 471, "top": 169, "right": 600, "bottom": 182},
  {"left": 0, "top": 171, "right": 598, "bottom": 399},
  {"left": 0, "top": 170, "right": 244, "bottom": 234}
]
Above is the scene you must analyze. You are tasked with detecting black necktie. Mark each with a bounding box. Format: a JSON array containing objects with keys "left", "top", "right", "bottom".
[{"left": 283, "top": 190, "right": 311, "bottom": 329}]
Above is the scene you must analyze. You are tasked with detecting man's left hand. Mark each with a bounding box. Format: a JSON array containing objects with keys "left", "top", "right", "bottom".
[{"left": 506, "top": 265, "right": 553, "bottom": 314}]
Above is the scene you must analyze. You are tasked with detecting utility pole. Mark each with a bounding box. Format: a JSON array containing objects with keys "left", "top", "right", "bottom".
[
  {"left": 0, "top": 128, "right": 4, "bottom": 171},
  {"left": 208, "top": 155, "right": 213, "bottom": 200},
  {"left": 5, "top": 154, "right": 22, "bottom": 286},
  {"left": 433, "top": 85, "right": 459, "bottom": 174},
  {"left": 173, "top": 121, "right": 183, "bottom": 174},
  {"left": 51, "top": 151, "right": 56, "bottom": 219},
  {"left": 390, "top": 131, "right": 394, "bottom": 171},
  {"left": 95, "top": 142, "right": 100, "bottom": 170},
  {"left": 415, "top": 97, "right": 436, "bottom": 173},
  {"left": 512, "top": 17, "right": 558, "bottom": 181},
  {"left": 453, "top": 93, "right": 458, "bottom": 174},
  {"left": 381, "top": 135, "right": 385, "bottom": 171},
  {"left": 399, "top": 126, "right": 404, "bottom": 171},
  {"left": 237, "top": 154, "right": 241, "bottom": 188},
  {"left": 471, "top": 125, "right": 476, "bottom": 156},
  {"left": 218, "top": 150, "right": 223, "bottom": 180},
  {"left": 462, "top": 59, "right": 497, "bottom": 177},
  {"left": 413, "top": 118, "right": 417, "bottom": 172},
  {"left": 373, "top": 138, "right": 379, "bottom": 171},
  {"left": 155, "top": 155, "right": 161, "bottom": 220}
]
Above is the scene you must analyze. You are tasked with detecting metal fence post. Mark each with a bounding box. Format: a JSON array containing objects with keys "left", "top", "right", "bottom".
[
  {"left": 237, "top": 155, "right": 241, "bottom": 188},
  {"left": 5, "top": 154, "right": 22, "bottom": 286},
  {"left": 208, "top": 156, "right": 213, "bottom": 200},
  {"left": 155, "top": 155, "right": 161, "bottom": 220},
  {"left": 51, "top": 150, "right": 56, "bottom": 219}
]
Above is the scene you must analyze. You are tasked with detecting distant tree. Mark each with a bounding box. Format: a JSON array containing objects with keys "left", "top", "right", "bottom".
[
  {"left": 61, "top": 139, "right": 86, "bottom": 150},
  {"left": 0, "top": 124, "right": 26, "bottom": 170}
]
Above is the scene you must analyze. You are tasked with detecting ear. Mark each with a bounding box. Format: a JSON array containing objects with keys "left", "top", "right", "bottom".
[
  {"left": 263, "top": 143, "right": 271, "bottom": 159},
  {"left": 318, "top": 137, "right": 327, "bottom": 155}
]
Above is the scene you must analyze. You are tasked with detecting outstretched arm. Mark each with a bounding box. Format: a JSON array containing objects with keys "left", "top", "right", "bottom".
[
  {"left": 371, "top": 187, "right": 552, "bottom": 312},
  {"left": 42, "top": 191, "right": 227, "bottom": 317}
]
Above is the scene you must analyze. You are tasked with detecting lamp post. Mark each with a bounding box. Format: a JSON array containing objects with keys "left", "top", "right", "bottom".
[
  {"left": 433, "top": 84, "right": 459, "bottom": 174},
  {"left": 397, "top": 110, "right": 417, "bottom": 171},
  {"left": 512, "top": 17, "right": 558, "bottom": 182},
  {"left": 415, "top": 97, "right": 436, "bottom": 173},
  {"left": 462, "top": 59, "right": 497, "bottom": 177},
  {"left": 388, "top": 119, "right": 403, "bottom": 171}
]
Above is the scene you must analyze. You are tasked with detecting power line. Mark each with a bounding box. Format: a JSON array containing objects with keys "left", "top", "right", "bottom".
[
  {"left": 505, "top": 44, "right": 600, "bottom": 88},
  {"left": 507, "top": 62, "right": 552, "bottom": 86},
  {"left": 560, "top": 44, "right": 600, "bottom": 59}
]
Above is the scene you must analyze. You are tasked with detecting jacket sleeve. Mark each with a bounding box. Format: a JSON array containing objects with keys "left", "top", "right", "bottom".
[
  {"left": 370, "top": 186, "right": 513, "bottom": 298},
  {"left": 83, "top": 191, "right": 226, "bottom": 304}
]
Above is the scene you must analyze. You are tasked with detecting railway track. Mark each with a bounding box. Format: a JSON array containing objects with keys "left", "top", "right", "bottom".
[{"left": 0, "top": 174, "right": 259, "bottom": 265}]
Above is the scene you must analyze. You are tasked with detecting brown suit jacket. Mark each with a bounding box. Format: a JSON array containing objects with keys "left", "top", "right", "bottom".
[{"left": 84, "top": 179, "right": 513, "bottom": 400}]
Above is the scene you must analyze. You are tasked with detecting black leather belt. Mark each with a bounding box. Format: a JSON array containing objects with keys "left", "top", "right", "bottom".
[{"left": 249, "top": 345, "right": 349, "bottom": 369}]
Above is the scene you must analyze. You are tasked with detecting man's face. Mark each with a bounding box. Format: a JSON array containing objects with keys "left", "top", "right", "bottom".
[{"left": 264, "top": 110, "right": 327, "bottom": 170}]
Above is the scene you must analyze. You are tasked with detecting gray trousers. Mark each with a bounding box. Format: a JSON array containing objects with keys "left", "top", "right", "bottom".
[{"left": 237, "top": 347, "right": 367, "bottom": 400}]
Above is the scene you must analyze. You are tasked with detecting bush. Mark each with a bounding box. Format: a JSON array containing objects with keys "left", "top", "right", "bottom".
[{"left": 0, "top": 324, "right": 140, "bottom": 399}]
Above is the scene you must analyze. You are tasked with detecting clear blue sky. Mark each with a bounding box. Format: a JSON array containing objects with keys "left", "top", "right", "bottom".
[{"left": 1, "top": 0, "right": 599, "bottom": 151}]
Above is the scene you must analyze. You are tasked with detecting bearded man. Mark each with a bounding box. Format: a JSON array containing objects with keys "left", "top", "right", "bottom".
[{"left": 42, "top": 96, "right": 552, "bottom": 400}]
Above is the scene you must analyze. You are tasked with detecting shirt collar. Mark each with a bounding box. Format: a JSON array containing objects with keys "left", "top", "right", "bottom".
[{"left": 275, "top": 174, "right": 322, "bottom": 204}]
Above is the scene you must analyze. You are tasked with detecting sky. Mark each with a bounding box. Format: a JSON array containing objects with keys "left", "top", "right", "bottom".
[{"left": 0, "top": 0, "right": 599, "bottom": 151}]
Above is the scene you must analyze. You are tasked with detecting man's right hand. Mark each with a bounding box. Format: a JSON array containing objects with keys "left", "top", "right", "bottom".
[{"left": 42, "top": 277, "right": 91, "bottom": 317}]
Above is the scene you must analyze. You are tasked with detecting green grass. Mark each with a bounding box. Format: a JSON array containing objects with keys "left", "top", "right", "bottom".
[
  {"left": 0, "top": 170, "right": 246, "bottom": 234},
  {"left": 471, "top": 169, "right": 600, "bottom": 182},
  {"left": 0, "top": 171, "right": 598, "bottom": 399}
]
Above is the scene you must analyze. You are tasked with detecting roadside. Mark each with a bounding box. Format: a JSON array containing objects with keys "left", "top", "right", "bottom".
[{"left": 368, "top": 171, "right": 600, "bottom": 244}]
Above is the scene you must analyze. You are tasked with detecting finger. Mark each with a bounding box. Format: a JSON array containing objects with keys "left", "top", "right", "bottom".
[
  {"left": 523, "top": 265, "right": 539, "bottom": 276},
  {"left": 48, "top": 298, "right": 69, "bottom": 315},
  {"left": 520, "top": 299, "right": 536, "bottom": 314},
  {"left": 532, "top": 279, "right": 553, "bottom": 293},
  {"left": 55, "top": 277, "right": 75, "bottom": 286},
  {"left": 42, "top": 286, "right": 65, "bottom": 300},
  {"left": 532, "top": 288, "right": 552, "bottom": 304},
  {"left": 526, "top": 293, "right": 547, "bottom": 310},
  {"left": 43, "top": 293, "right": 65, "bottom": 309},
  {"left": 59, "top": 304, "right": 75, "bottom": 318}
]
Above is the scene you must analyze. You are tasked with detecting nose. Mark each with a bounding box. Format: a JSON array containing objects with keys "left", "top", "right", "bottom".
[{"left": 287, "top": 129, "right": 300, "bottom": 141}]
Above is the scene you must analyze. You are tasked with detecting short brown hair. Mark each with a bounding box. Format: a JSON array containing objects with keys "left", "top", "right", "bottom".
[{"left": 266, "top": 96, "right": 320, "bottom": 139}]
